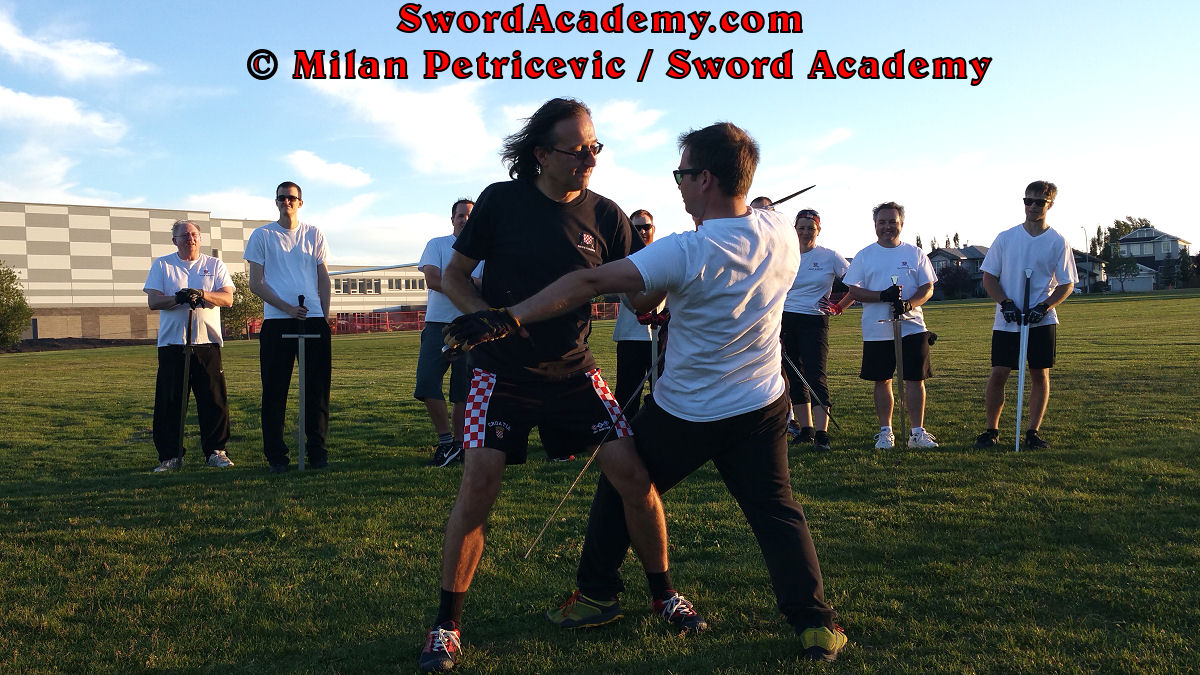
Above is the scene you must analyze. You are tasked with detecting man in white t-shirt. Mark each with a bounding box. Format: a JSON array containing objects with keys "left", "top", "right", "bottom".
[
  {"left": 611, "top": 208, "right": 665, "bottom": 418},
  {"left": 245, "top": 181, "right": 332, "bottom": 473},
  {"left": 974, "top": 180, "right": 1078, "bottom": 450},
  {"left": 843, "top": 202, "right": 939, "bottom": 450},
  {"left": 417, "top": 198, "right": 475, "bottom": 467},
  {"left": 143, "top": 219, "right": 235, "bottom": 472},
  {"left": 446, "top": 122, "right": 848, "bottom": 662}
]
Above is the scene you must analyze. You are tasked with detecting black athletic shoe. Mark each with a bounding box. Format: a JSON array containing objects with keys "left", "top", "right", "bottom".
[
  {"left": 652, "top": 592, "right": 708, "bottom": 634},
  {"left": 813, "top": 430, "right": 831, "bottom": 451},
  {"left": 268, "top": 463, "right": 287, "bottom": 474},
  {"left": 1025, "top": 429, "right": 1050, "bottom": 449},
  {"left": 973, "top": 429, "right": 999, "bottom": 449},
  {"left": 418, "top": 623, "right": 461, "bottom": 672},
  {"left": 428, "top": 442, "right": 462, "bottom": 467},
  {"left": 788, "top": 425, "right": 815, "bottom": 445},
  {"left": 309, "top": 458, "right": 329, "bottom": 469}
]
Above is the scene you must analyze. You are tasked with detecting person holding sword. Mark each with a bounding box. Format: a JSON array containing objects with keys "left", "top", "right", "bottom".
[
  {"left": 842, "top": 202, "right": 938, "bottom": 449},
  {"left": 974, "top": 181, "right": 1077, "bottom": 450}
]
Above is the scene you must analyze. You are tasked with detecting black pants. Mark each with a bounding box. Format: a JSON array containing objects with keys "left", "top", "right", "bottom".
[
  {"left": 780, "top": 312, "right": 831, "bottom": 406},
  {"left": 153, "top": 344, "right": 230, "bottom": 461},
  {"left": 615, "top": 340, "right": 653, "bottom": 418},
  {"left": 576, "top": 394, "right": 837, "bottom": 632},
  {"left": 259, "top": 318, "right": 332, "bottom": 465}
]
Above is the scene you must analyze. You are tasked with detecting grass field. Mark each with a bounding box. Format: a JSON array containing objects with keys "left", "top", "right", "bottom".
[{"left": 2, "top": 291, "right": 1198, "bottom": 673}]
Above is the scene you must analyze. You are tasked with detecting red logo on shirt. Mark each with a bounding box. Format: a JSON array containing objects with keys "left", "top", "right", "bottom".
[{"left": 580, "top": 233, "right": 594, "bottom": 246}]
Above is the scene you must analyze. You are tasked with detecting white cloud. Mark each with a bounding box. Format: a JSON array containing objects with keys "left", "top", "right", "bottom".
[
  {"left": 810, "top": 127, "right": 853, "bottom": 152},
  {"left": 182, "top": 190, "right": 277, "bottom": 221},
  {"left": 286, "top": 150, "right": 371, "bottom": 188},
  {"left": 0, "top": 8, "right": 152, "bottom": 81},
  {"left": 0, "top": 84, "right": 126, "bottom": 142},
  {"left": 306, "top": 79, "right": 501, "bottom": 176},
  {"left": 592, "top": 100, "right": 669, "bottom": 151}
]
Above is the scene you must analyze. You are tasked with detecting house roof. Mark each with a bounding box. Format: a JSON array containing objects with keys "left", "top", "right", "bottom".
[
  {"left": 1118, "top": 226, "right": 1191, "bottom": 246},
  {"left": 929, "top": 245, "right": 988, "bottom": 261}
]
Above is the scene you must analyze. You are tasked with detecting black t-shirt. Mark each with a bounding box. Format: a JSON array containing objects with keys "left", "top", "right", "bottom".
[{"left": 454, "top": 179, "right": 633, "bottom": 380}]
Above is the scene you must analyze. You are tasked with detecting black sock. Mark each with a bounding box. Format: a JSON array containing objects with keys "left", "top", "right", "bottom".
[
  {"left": 435, "top": 589, "right": 465, "bottom": 628},
  {"left": 646, "top": 571, "right": 675, "bottom": 601},
  {"left": 437, "top": 432, "right": 453, "bottom": 445}
]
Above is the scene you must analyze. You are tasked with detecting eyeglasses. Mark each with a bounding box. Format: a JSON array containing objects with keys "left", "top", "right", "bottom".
[
  {"left": 1023, "top": 197, "right": 1051, "bottom": 207},
  {"left": 634, "top": 225, "right": 654, "bottom": 231},
  {"left": 549, "top": 143, "right": 603, "bottom": 161},
  {"left": 673, "top": 168, "right": 703, "bottom": 185},
  {"left": 173, "top": 232, "right": 201, "bottom": 240},
  {"left": 276, "top": 195, "right": 301, "bottom": 203}
]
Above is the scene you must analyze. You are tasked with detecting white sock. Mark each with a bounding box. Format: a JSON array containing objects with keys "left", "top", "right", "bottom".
[
  {"left": 880, "top": 425, "right": 892, "bottom": 433},
  {"left": 911, "top": 427, "right": 924, "bottom": 435}
]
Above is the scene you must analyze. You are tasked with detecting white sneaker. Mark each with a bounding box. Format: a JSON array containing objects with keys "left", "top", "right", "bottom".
[
  {"left": 153, "top": 457, "right": 183, "bottom": 472},
  {"left": 908, "top": 429, "right": 939, "bottom": 448},
  {"left": 206, "top": 450, "right": 234, "bottom": 468},
  {"left": 873, "top": 430, "right": 895, "bottom": 449}
]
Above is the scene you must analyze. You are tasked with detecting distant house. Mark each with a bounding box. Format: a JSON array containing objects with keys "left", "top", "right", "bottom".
[
  {"left": 1110, "top": 262, "right": 1157, "bottom": 293},
  {"left": 928, "top": 245, "right": 989, "bottom": 298},
  {"left": 1114, "top": 226, "right": 1191, "bottom": 272},
  {"left": 1073, "top": 250, "right": 1107, "bottom": 292}
]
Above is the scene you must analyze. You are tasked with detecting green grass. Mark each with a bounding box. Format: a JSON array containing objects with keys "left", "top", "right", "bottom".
[{"left": 2, "top": 290, "right": 1199, "bottom": 673}]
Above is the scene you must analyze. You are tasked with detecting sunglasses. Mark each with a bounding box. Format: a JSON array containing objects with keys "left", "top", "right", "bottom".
[
  {"left": 673, "top": 168, "right": 703, "bottom": 185},
  {"left": 276, "top": 195, "right": 301, "bottom": 203},
  {"left": 549, "top": 143, "right": 603, "bottom": 161},
  {"left": 1023, "top": 197, "right": 1051, "bottom": 207},
  {"left": 634, "top": 225, "right": 654, "bottom": 231}
]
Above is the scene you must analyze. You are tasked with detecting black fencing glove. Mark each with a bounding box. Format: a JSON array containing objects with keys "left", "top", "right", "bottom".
[
  {"left": 879, "top": 284, "right": 902, "bottom": 302},
  {"left": 1000, "top": 299, "right": 1022, "bottom": 324},
  {"left": 892, "top": 299, "right": 913, "bottom": 316},
  {"left": 443, "top": 308, "right": 520, "bottom": 353},
  {"left": 174, "top": 288, "right": 203, "bottom": 307},
  {"left": 1025, "top": 302, "right": 1050, "bottom": 325},
  {"left": 637, "top": 309, "right": 670, "bottom": 326}
]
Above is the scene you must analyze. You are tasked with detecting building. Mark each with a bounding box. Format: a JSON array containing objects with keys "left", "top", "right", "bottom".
[
  {"left": 1073, "top": 250, "right": 1107, "bottom": 293},
  {"left": 0, "top": 200, "right": 427, "bottom": 339},
  {"left": 1114, "top": 226, "right": 1191, "bottom": 272},
  {"left": 928, "top": 245, "right": 989, "bottom": 298}
]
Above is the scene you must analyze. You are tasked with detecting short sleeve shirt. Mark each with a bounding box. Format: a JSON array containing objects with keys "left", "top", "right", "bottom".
[
  {"left": 783, "top": 245, "right": 851, "bottom": 315},
  {"left": 843, "top": 241, "right": 936, "bottom": 341},
  {"left": 144, "top": 253, "right": 234, "bottom": 347},
  {"left": 453, "top": 180, "right": 633, "bottom": 380},
  {"left": 243, "top": 221, "right": 329, "bottom": 320},
  {"left": 418, "top": 234, "right": 482, "bottom": 323},
  {"left": 981, "top": 224, "right": 1079, "bottom": 331}
]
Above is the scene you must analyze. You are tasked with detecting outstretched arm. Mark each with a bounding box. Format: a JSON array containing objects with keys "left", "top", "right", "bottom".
[{"left": 510, "top": 259, "right": 645, "bottom": 326}]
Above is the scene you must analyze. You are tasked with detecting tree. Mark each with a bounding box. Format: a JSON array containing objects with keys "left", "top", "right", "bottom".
[
  {"left": 1101, "top": 216, "right": 1151, "bottom": 263},
  {"left": 221, "top": 271, "right": 263, "bottom": 339},
  {"left": 936, "top": 263, "right": 974, "bottom": 300},
  {"left": 944, "top": 236, "right": 951, "bottom": 248},
  {"left": 1107, "top": 255, "right": 1141, "bottom": 292},
  {"left": 1092, "top": 225, "right": 1103, "bottom": 257},
  {"left": 1156, "top": 254, "right": 1178, "bottom": 289},
  {"left": 915, "top": 234, "right": 922, "bottom": 250},
  {"left": 0, "top": 261, "right": 35, "bottom": 347},
  {"left": 952, "top": 232, "right": 960, "bottom": 248},
  {"left": 1179, "top": 246, "right": 1194, "bottom": 285}
]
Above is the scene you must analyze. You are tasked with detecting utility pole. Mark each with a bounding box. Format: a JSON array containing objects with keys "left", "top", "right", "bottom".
[{"left": 1081, "top": 226, "right": 1091, "bottom": 294}]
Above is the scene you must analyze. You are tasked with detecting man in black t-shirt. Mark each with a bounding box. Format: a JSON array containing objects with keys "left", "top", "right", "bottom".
[{"left": 417, "top": 98, "right": 699, "bottom": 673}]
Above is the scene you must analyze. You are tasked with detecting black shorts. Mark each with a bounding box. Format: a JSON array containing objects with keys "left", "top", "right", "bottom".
[
  {"left": 859, "top": 332, "right": 934, "bottom": 382},
  {"left": 991, "top": 325, "right": 1056, "bottom": 369},
  {"left": 462, "top": 368, "right": 632, "bottom": 464}
]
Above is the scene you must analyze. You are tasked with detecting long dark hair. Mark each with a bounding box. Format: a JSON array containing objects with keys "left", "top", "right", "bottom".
[{"left": 501, "top": 98, "right": 591, "bottom": 181}]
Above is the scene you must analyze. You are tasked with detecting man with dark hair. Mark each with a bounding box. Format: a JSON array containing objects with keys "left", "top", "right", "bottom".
[
  {"left": 144, "top": 219, "right": 235, "bottom": 472},
  {"left": 418, "top": 98, "right": 690, "bottom": 672},
  {"left": 415, "top": 198, "right": 477, "bottom": 467},
  {"left": 974, "top": 180, "right": 1077, "bottom": 449},
  {"left": 843, "top": 202, "right": 938, "bottom": 449},
  {"left": 246, "top": 181, "right": 332, "bottom": 473},
  {"left": 446, "top": 121, "right": 848, "bottom": 663},
  {"left": 612, "top": 208, "right": 662, "bottom": 418},
  {"left": 750, "top": 196, "right": 773, "bottom": 210}
]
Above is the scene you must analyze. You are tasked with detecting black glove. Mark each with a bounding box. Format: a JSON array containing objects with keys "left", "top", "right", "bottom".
[
  {"left": 879, "top": 284, "right": 901, "bottom": 302},
  {"left": 174, "top": 288, "right": 203, "bottom": 308},
  {"left": 1025, "top": 302, "right": 1050, "bottom": 325},
  {"left": 443, "top": 308, "right": 521, "bottom": 353},
  {"left": 1000, "top": 299, "right": 1022, "bottom": 324},
  {"left": 892, "top": 299, "right": 913, "bottom": 316}
]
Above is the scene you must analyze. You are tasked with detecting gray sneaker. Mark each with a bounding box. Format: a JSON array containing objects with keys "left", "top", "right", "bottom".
[
  {"left": 206, "top": 450, "right": 234, "bottom": 468},
  {"left": 153, "top": 457, "right": 183, "bottom": 473}
]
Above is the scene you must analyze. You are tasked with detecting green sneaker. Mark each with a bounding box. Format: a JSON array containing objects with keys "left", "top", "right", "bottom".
[
  {"left": 800, "top": 624, "right": 848, "bottom": 661},
  {"left": 545, "top": 590, "right": 623, "bottom": 628}
]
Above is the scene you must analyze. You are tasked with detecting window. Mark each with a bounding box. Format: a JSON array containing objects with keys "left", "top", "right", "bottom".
[
  {"left": 404, "top": 279, "right": 411, "bottom": 290},
  {"left": 1162, "top": 242, "right": 1171, "bottom": 254},
  {"left": 374, "top": 279, "right": 381, "bottom": 294},
  {"left": 357, "top": 279, "right": 366, "bottom": 294},
  {"left": 419, "top": 279, "right": 425, "bottom": 290}
]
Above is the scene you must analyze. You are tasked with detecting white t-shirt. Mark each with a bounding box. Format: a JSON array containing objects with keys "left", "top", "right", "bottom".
[
  {"left": 981, "top": 224, "right": 1079, "bottom": 332},
  {"left": 418, "top": 234, "right": 483, "bottom": 323},
  {"left": 783, "top": 245, "right": 850, "bottom": 315},
  {"left": 143, "top": 253, "right": 234, "bottom": 347},
  {"left": 627, "top": 209, "right": 798, "bottom": 422},
  {"left": 843, "top": 241, "right": 937, "bottom": 341},
  {"left": 243, "top": 221, "right": 329, "bottom": 320},
  {"left": 612, "top": 300, "right": 651, "bottom": 342}
]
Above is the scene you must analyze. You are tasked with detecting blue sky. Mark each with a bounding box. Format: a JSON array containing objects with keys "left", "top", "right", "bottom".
[{"left": 1, "top": 1, "right": 1196, "bottom": 264}]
